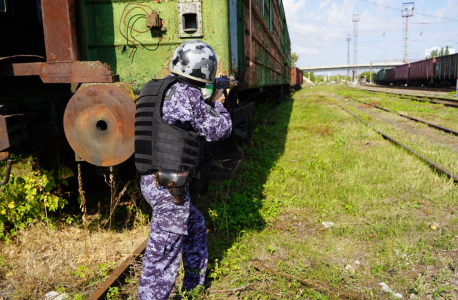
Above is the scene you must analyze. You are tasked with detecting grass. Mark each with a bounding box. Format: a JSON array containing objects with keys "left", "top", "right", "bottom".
[
  {"left": 200, "top": 85, "right": 458, "bottom": 299},
  {"left": 2, "top": 85, "right": 458, "bottom": 299}
]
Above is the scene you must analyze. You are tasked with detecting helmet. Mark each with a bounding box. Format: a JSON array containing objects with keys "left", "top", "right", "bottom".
[{"left": 170, "top": 40, "right": 217, "bottom": 84}]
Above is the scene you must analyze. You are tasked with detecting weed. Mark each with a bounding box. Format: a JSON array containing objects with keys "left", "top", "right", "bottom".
[
  {"left": 0, "top": 159, "right": 67, "bottom": 242},
  {"left": 106, "top": 287, "right": 120, "bottom": 300},
  {"left": 266, "top": 246, "right": 275, "bottom": 255},
  {"left": 420, "top": 251, "right": 437, "bottom": 266},
  {"left": 72, "top": 265, "right": 93, "bottom": 279}
]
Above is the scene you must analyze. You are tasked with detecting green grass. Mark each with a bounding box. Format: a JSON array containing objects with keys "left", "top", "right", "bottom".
[{"left": 201, "top": 86, "right": 458, "bottom": 299}]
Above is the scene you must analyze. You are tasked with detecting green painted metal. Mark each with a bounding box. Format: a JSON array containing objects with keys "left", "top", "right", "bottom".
[
  {"left": 78, "top": 0, "right": 290, "bottom": 93},
  {"left": 379, "top": 69, "right": 385, "bottom": 81},
  {"left": 79, "top": 0, "right": 231, "bottom": 93}
]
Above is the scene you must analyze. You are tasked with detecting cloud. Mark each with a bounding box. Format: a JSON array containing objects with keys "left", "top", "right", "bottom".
[
  {"left": 282, "top": 0, "right": 458, "bottom": 69},
  {"left": 294, "top": 46, "right": 322, "bottom": 62},
  {"left": 319, "top": 0, "right": 332, "bottom": 9}
]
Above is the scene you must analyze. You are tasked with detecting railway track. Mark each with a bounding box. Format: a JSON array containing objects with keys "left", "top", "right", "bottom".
[
  {"left": 87, "top": 239, "right": 148, "bottom": 299},
  {"left": 338, "top": 104, "right": 458, "bottom": 183},
  {"left": 349, "top": 98, "right": 458, "bottom": 136},
  {"left": 357, "top": 86, "right": 458, "bottom": 108},
  {"left": 364, "top": 84, "right": 454, "bottom": 93}
]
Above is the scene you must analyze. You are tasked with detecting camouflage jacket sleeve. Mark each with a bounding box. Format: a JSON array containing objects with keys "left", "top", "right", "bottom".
[{"left": 187, "top": 86, "right": 232, "bottom": 142}]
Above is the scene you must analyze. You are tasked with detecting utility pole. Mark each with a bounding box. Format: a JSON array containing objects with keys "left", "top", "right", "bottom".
[
  {"left": 346, "top": 34, "right": 351, "bottom": 84},
  {"left": 352, "top": 14, "right": 359, "bottom": 83},
  {"left": 402, "top": 2, "right": 414, "bottom": 63},
  {"left": 370, "top": 63, "right": 372, "bottom": 83}
]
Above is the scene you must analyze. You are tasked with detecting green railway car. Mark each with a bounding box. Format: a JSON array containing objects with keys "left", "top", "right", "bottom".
[
  {"left": 79, "top": 0, "right": 291, "bottom": 93},
  {"left": 0, "top": 0, "right": 291, "bottom": 180},
  {"left": 378, "top": 69, "right": 385, "bottom": 82}
]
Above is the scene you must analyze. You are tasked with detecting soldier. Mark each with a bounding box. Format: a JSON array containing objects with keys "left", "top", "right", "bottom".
[{"left": 135, "top": 40, "right": 234, "bottom": 299}]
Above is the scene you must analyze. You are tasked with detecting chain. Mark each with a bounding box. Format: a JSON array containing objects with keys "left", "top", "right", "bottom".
[
  {"left": 109, "top": 166, "right": 114, "bottom": 229},
  {"left": 78, "top": 163, "right": 87, "bottom": 219}
]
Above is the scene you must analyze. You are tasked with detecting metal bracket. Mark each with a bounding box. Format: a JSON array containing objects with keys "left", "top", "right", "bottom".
[
  {"left": 0, "top": 159, "right": 13, "bottom": 186},
  {"left": 178, "top": 0, "right": 203, "bottom": 38}
]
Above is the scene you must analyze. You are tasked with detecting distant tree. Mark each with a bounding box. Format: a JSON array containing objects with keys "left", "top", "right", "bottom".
[
  {"left": 426, "top": 46, "right": 451, "bottom": 59},
  {"left": 291, "top": 52, "right": 299, "bottom": 67},
  {"left": 315, "top": 75, "right": 325, "bottom": 83},
  {"left": 302, "top": 72, "right": 315, "bottom": 82},
  {"left": 359, "top": 71, "right": 372, "bottom": 80}
]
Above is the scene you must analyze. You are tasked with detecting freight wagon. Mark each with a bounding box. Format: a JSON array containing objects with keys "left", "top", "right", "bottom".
[
  {"left": 385, "top": 68, "right": 395, "bottom": 84},
  {"left": 376, "top": 54, "right": 457, "bottom": 88},
  {"left": 0, "top": 0, "right": 291, "bottom": 182},
  {"left": 373, "top": 71, "right": 379, "bottom": 83},
  {"left": 394, "top": 64, "right": 409, "bottom": 85},
  {"left": 291, "top": 67, "right": 303, "bottom": 90},
  {"left": 410, "top": 58, "right": 435, "bottom": 86},
  {"left": 377, "top": 69, "right": 386, "bottom": 83},
  {"left": 435, "top": 53, "right": 458, "bottom": 87}
]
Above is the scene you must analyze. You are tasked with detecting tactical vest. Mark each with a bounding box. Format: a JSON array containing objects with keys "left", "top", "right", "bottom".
[{"left": 135, "top": 77, "right": 203, "bottom": 178}]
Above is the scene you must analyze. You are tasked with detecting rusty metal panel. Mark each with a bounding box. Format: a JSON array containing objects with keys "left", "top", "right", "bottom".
[
  {"left": 0, "top": 61, "right": 115, "bottom": 83},
  {"left": 291, "top": 67, "right": 303, "bottom": 86},
  {"left": 42, "top": 0, "right": 80, "bottom": 62},
  {"left": 146, "top": 12, "right": 161, "bottom": 28},
  {"left": 242, "top": 0, "right": 291, "bottom": 89}
]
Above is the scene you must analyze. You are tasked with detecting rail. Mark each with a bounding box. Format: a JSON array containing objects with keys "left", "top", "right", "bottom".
[
  {"left": 349, "top": 98, "right": 458, "bottom": 136},
  {"left": 87, "top": 239, "right": 148, "bottom": 299},
  {"left": 338, "top": 104, "right": 458, "bottom": 183}
]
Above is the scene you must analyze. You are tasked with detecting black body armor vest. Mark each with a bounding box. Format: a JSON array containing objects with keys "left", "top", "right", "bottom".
[{"left": 135, "top": 77, "right": 203, "bottom": 178}]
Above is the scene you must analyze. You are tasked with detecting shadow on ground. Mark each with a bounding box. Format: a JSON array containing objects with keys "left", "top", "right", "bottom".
[{"left": 192, "top": 94, "right": 295, "bottom": 286}]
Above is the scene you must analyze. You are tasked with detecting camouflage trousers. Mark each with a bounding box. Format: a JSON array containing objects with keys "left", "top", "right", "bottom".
[{"left": 138, "top": 174, "right": 208, "bottom": 300}]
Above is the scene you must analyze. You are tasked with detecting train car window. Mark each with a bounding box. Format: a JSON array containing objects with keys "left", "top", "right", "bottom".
[
  {"left": 1, "top": 0, "right": 7, "bottom": 13},
  {"left": 183, "top": 13, "right": 197, "bottom": 31},
  {"left": 178, "top": 0, "right": 203, "bottom": 38}
]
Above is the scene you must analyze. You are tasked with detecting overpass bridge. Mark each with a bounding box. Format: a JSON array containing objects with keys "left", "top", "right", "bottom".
[{"left": 299, "top": 61, "right": 406, "bottom": 73}]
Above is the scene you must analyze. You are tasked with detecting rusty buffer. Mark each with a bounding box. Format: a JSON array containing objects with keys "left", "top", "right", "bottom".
[{"left": 64, "top": 83, "right": 136, "bottom": 166}]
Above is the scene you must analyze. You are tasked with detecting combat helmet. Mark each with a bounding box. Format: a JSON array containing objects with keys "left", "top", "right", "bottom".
[{"left": 170, "top": 40, "right": 217, "bottom": 84}]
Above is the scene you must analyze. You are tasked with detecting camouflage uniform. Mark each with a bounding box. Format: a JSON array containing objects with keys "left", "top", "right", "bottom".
[{"left": 138, "top": 76, "right": 232, "bottom": 300}]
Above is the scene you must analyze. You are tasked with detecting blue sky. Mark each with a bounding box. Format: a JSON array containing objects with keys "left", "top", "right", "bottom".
[{"left": 284, "top": 0, "right": 458, "bottom": 73}]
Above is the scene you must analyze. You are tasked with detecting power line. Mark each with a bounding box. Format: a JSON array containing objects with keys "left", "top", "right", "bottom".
[
  {"left": 288, "top": 17, "right": 452, "bottom": 25},
  {"left": 358, "top": 0, "right": 458, "bottom": 22},
  {"left": 359, "top": 43, "right": 404, "bottom": 53}
]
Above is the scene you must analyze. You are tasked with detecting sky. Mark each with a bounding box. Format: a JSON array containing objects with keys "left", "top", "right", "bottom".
[{"left": 283, "top": 0, "right": 458, "bottom": 74}]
